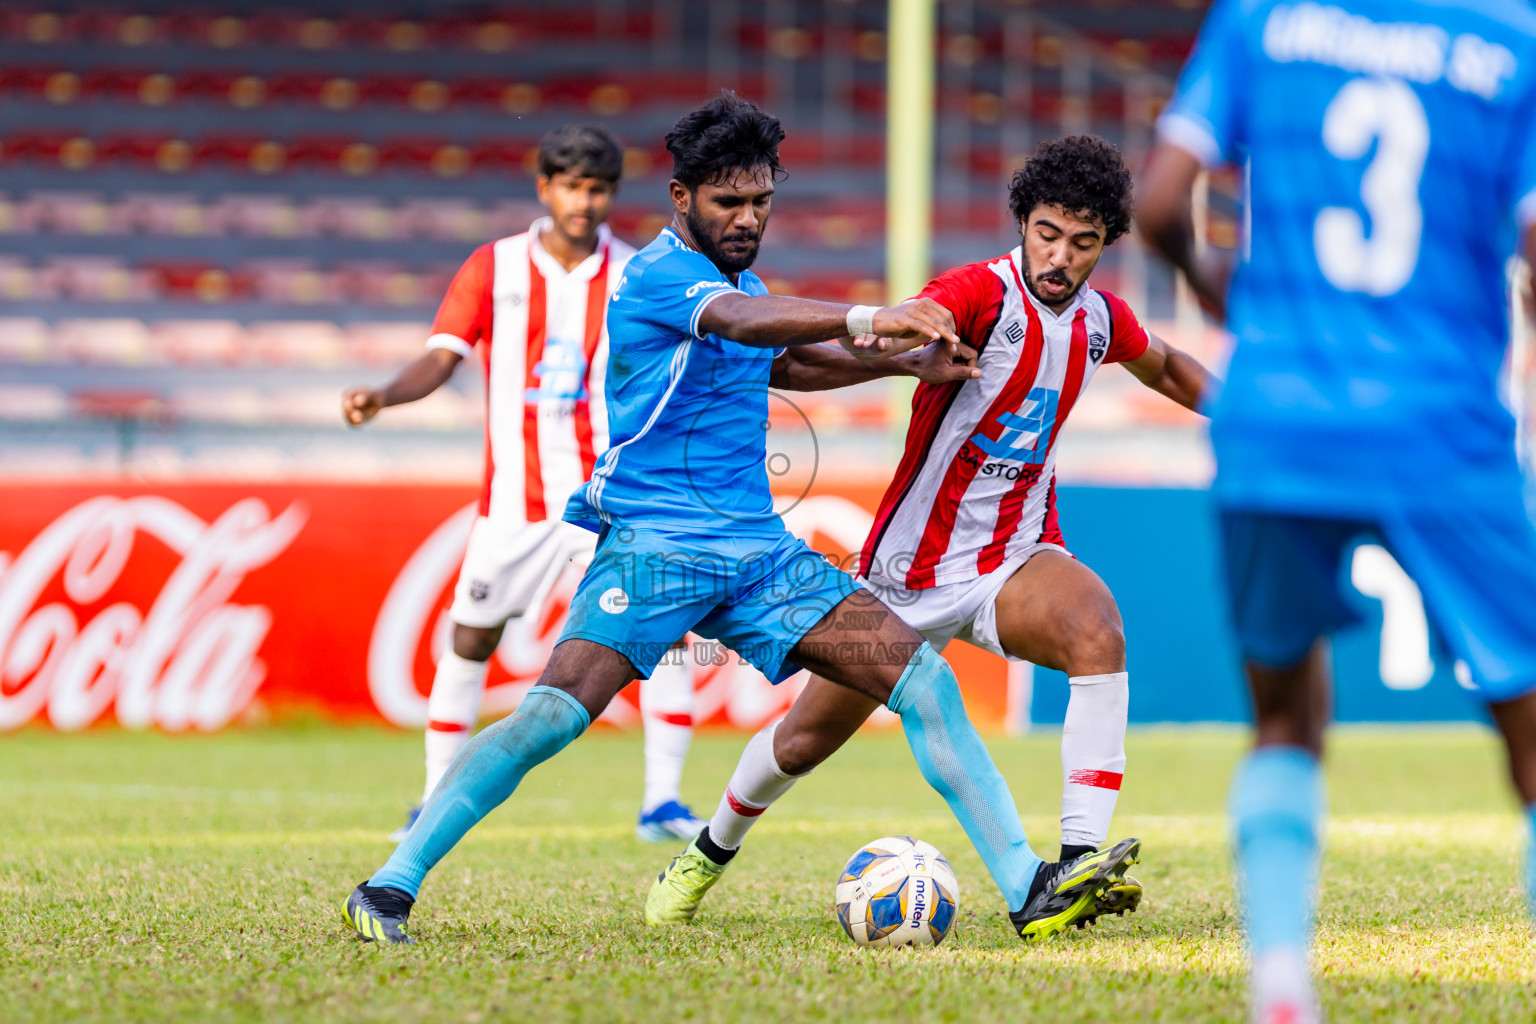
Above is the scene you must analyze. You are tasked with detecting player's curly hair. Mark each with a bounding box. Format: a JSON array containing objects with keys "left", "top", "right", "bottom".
[
  {"left": 666, "top": 91, "right": 787, "bottom": 190},
  {"left": 1007, "top": 135, "right": 1134, "bottom": 244}
]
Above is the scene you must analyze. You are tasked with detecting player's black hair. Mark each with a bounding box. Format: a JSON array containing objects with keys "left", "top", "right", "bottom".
[
  {"left": 1008, "top": 135, "right": 1134, "bottom": 244},
  {"left": 665, "top": 91, "right": 787, "bottom": 191},
  {"left": 538, "top": 123, "right": 624, "bottom": 183}
]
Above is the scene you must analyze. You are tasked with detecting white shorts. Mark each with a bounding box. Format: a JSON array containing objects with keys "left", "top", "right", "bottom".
[
  {"left": 449, "top": 516, "right": 597, "bottom": 629},
  {"left": 860, "top": 542, "right": 1067, "bottom": 661}
]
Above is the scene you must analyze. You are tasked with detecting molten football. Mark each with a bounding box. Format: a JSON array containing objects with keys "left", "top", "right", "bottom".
[{"left": 834, "top": 835, "right": 959, "bottom": 947}]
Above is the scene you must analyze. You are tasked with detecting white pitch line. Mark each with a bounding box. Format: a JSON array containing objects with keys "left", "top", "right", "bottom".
[{"left": 0, "top": 779, "right": 360, "bottom": 806}]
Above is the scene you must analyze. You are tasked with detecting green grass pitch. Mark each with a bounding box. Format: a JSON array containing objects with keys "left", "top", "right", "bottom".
[{"left": 4, "top": 725, "right": 1534, "bottom": 1022}]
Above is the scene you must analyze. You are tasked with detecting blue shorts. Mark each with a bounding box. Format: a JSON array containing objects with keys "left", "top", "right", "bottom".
[
  {"left": 559, "top": 524, "right": 861, "bottom": 683},
  {"left": 1219, "top": 499, "right": 1536, "bottom": 703}
]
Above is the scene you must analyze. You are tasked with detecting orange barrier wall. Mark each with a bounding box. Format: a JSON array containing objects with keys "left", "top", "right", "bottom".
[{"left": 0, "top": 483, "right": 1009, "bottom": 732}]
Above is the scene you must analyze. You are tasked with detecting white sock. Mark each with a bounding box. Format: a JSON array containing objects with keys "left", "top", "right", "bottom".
[
  {"left": 1250, "top": 947, "right": 1319, "bottom": 1024},
  {"left": 421, "top": 651, "right": 489, "bottom": 804},
  {"left": 706, "top": 720, "right": 804, "bottom": 850},
  {"left": 1060, "top": 671, "right": 1129, "bottom": 849},
  {"left": 640, "top": 645, "right": 695, "bottom": 813}
]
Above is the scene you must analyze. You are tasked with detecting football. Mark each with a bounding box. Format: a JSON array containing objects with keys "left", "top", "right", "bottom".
[{"left": 834, "top": 836, "right": 959, "bottom": 948}]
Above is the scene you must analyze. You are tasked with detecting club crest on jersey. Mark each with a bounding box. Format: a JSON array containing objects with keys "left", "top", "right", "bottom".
[
  {"left": 1088, "top": 331, "right": 1108, "bottom": 364},
  {"left": 468, "top": 579, "right": 490, "bottom": 602},
  {"left": 1003, "top": 321, "right": 1025, "bottom": 345}
]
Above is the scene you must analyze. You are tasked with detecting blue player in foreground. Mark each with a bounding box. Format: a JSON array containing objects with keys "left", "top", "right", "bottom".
[
  {"left": 342, "top": 93, "right": 1140, "bottom": 946},
  {"left": 1139, "top": 2, "right": 1536, "bottom": 1021}
]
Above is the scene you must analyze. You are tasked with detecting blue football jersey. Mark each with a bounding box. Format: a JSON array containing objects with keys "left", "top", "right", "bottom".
[
  {"left": 565, "top": 228, "right": 785, "bottom": 534},
  {"left": 1161, "top": 0, "right": 1536, "bottom": 514}
]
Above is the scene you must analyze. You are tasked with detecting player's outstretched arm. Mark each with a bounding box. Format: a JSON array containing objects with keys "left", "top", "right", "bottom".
[
  {"left": 697, "top": 293, "right": 959, "bottom": 355},
  {"left": 342, "top": 347, "right": 462, "bottom": 426},
  {"left": 769, "top": 339, "right": 980, "bottom": 392},
  {"left": 1137, "top": 144, "right": 1230, "bottom": 321},
  {"left": 1121, "top": 332, "right": 1220, "bottom": 413}
]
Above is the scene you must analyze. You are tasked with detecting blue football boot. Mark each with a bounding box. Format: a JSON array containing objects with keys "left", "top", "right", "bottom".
[{"left": 636, "top": 800, "right": 706, "bottom": 842}]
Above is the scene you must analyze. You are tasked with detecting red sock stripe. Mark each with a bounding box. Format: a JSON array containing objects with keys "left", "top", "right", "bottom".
[
  {"left": 427, "top": 720, "right": 470, "bottom": 733},
  {"left": 652, "top": 712, "right": 693, "bottom": 727},
  {"left": 724, "top": 788, "right": 767, "bottom": 817},
  {"left": 1067, "top": 769, "right": 1123, "bottom": 791}
]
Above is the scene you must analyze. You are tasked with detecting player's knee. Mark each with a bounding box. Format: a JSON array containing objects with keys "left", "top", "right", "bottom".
[
  {"left": 1061, "top": 611, "right": 1125, "bottom": 675},
  {"left": 452, "top": 625, "right": 502, "bottom": 662},
  {"left": 771, "top": 725, "right": 832, "bottom": 777}
]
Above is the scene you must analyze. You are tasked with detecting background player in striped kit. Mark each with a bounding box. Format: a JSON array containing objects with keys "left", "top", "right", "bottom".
[
  {"left": 658, "top": 134, "right": 1217, "bottom": 925},
  {"left": 342, "top": 123, "right": 702, "bottom": 844}
]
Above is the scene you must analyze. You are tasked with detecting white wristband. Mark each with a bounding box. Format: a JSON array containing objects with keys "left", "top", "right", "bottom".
[{"left": 846, "top": 304, "right": 878, "bottom": 337}]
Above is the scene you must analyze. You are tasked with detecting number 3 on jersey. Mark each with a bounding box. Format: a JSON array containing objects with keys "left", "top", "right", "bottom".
[{"left": 1313, "top": 77, "right": 1430, "bottom": 297}]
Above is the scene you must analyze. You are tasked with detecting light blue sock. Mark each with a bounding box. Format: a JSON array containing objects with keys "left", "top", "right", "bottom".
[
  {"left": 1526, "top": 804, "right": 1536, "bottom": 921},
  {"left": 370, "top": 686, "right": 590, "bottom": 897},
  {"left": 886, "top": 643, "right": 1043, "bottom": 911},
  {"left": 1229, "top": 746, "right": 1323, "bottom": 954}
]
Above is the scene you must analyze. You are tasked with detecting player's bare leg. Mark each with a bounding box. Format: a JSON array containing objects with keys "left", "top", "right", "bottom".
[
  {"left": 1246, "top": 643, "right": 1331, "bottom": 757},
  {"left": 349, "top": 639, "right": 638, "bottom": 942},
  {"left": 1485, "top": 690, "right": 1536, "bottom": 926},
  {"left": 1488, "top": 690, "right": 1536, "bottom": 807},
  {"left": 652, "top": 589, "right": 1140, "bottom": 938},
  {"left": 771, "top": 676, "right": 881, "bottom": 773},
  {"left": 1232, "top": 640, "right": 1332, "bottom": 1024}
]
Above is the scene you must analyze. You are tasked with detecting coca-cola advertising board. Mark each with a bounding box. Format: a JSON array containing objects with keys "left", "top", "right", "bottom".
[{"left": 0, "top": 483, "right": 1010, "bottom": 733}]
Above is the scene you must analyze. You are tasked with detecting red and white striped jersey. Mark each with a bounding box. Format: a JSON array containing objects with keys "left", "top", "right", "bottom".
[
  {"left": 427, "top": 218, "right": 635, "bottom": 522},
  {"left": 859, "top": 248, "right": 1150, "bottom": 590}
]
